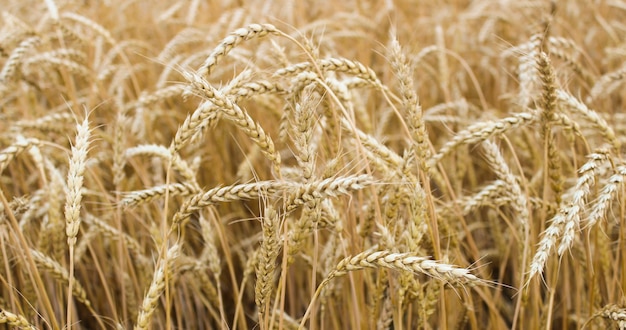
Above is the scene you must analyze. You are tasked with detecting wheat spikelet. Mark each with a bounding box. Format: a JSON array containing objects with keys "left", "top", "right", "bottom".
[
  {"left": 112, "top": 111, "right": 128, "bottom": 188},
  {"left": 157, "top": 27, "right": 205, "bottom": 61},
  {"left": 198, "top": 213, "right": 221, "bottom": 277},
  {"left": 339, "top": 116, "right": 404, "bottom": 169},
  {"left": 231, "top": 79, "right": 285, "bottom": 100},
  {"left": 135, "top": 243, "right": 180, "bottom": 330},
  {"left": 38, "top": 160, "right": 67, "bottom": 260},
  {"left": 286, "top": 201, "right": 322, "bottom": 264},
  {"left": 549, "top": 46, "right": 595, "bottom": 85},
  {"left": 376, "top": 292, "right": 393, "bottom": 330},
  {"left": 291, "top": 85, "right": 318, "bottom": 183},
  {"left": 536, "top": 52, "right": 564, "bottom": 203},
  {"left": 276, "top": 58, "right": 382, "bottom": 88},
  {"left": 537, "top": 52, "right": 557, "bottom": 136},
  {"left": 527, "top": 206, "right": 567, "bottom": 280}
]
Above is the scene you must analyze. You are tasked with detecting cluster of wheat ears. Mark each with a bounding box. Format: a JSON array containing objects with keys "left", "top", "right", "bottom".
[{"left": 1, "top": 0, "right": 626, "bottom": 329}]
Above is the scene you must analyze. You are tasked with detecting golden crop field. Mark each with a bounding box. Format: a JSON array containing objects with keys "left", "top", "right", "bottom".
[{"left": 0, "top": 0, "right": 625, "bottom": 329}]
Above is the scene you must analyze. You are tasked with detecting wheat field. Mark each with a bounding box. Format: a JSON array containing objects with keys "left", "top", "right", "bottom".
[{"left": 0, "top": 0, "right": 626, "bottom": 329}]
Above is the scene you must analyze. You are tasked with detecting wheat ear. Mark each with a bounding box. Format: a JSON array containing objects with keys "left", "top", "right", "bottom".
[
  {"left": 65, "top": 117, "right": 90, "bottom": 248},
  {"left": 0, "top": 136, "right": 40, "bottom": 174},
  {"left": 64, "top": 116, "right": 90, "bottom": 329},
  {"left": 0, "top": 36, "right": 40, "bottom": 83},
  {"left": 255, "top": 206, "right": 281, "bottom": 325},
  {"left": 135, "top": 244, "right": 180, "bottom": 330},
  {"left": 198, "top": 23, "right": 279, "bottom": 78},
  {"left": 121, "top": 183, "right": 201, "bottom": 207},
  {"left": 183, "top": 70, "right": 281, "bottom": 174},
  {"left": 389, "top": 36, "right": 432, "bottom": 171},
  {"left": 172, "top": 181, "right": 286, "bottom": 226},
  {"left": 325, "top": 249, "right": 480, "bottom": 285},
  {"left": 428, "top": 112, "right": 536, "bottom": 168},
  {"left": 482, "top": 140, "right": 529, "bottom": 228},
  {"left": 0, "top": 309, "right": 36, "bottom": 329},
  {"left": 30, "top": 249, "right": 92, "bottom": 308},
  {"left": 587, "top": 165, "right": 626, "bottom": 227},
  {"left": 528, "top": 151, "right": 608, "bottom": 280}
]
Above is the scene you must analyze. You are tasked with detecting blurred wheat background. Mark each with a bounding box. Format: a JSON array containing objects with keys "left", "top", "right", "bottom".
[{"left": 0, "top": 0, "right": 625, "bottom": 329}]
